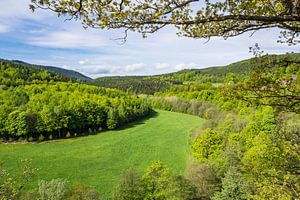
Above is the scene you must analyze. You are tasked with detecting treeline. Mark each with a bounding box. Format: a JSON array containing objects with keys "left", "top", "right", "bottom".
[
  {"left": 90, "top": 76, "right": 173, "bottom": 94},
  {"left": 0, "top": 60, "right": 71, "bottom": 86},
  {"left": 0, "top": 82, "right": 151, "bottom": 142}
]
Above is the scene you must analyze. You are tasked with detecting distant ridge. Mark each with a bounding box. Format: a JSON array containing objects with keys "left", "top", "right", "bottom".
[
  {"left": 5, "top": 59, "right": 92, "bottom": 82},
  {"left": 90, "top": 53, "right": 300, "bottom": 94}
]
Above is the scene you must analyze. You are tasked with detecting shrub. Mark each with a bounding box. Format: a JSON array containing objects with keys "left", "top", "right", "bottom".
[
  {"left": 38, "top": 134, "right": 45, "bottom": 142},
  {"left": 142, "top": 161, "right": 191, "bottom": 200},
  {"left": 18, "top": 137, "right": 25, "bottom": 142},
  {"left": 49, "top": 134, "right": 53, "bottom": 140},
  {"left": 66, "top": 132, "right": 71, "bottom": 138},
  {"left": 192, "top": 128, "right": 224, "bottom": 160},
  {"left": 68, "top": 183, "right": 100, "bottom": 200},
  {"left": 38, "top": 178, "right": 67, "bottom": 200},
  {"left": 113, "top": 168, "right": 144, "bottom": 200},
  {"left": 186, "top": 162, "right": 218, "bottom": 199},
  {"left": 28, "top": 136, "right": 34, "bottom": 142},
  {"left": 212, "top": 168, "right": 249, "bottom": 200}
]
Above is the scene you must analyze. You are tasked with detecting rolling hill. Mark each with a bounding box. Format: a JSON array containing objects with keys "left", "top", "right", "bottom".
[
  {"left": 0, "top": 59, "right": 92, "bottom": 82},
  {"left": 90, "top": 53, "right": 300, "bottom": 93}
]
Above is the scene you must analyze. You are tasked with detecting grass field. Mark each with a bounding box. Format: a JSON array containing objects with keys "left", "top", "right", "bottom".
[{"left": 0, "top": 110, "right": 204, "bottom": 199}]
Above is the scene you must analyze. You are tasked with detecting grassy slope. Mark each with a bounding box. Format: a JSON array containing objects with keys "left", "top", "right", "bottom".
[{"left": 0, "top": 110, "right": 204, "bottom": 199}]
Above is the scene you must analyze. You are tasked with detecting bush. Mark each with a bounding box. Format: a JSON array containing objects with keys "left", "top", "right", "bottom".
[
  {"left": 18, "top": 137, "right": 25, "bottom": 142},
  {"left": 66, "top": 132, "right": 71, "bottom": 138},
  {"left": 186, "top": 162, "right": 218, "bottom": 199},
  {"left": 68, "top": 183, "right": 100, "bottom": 200},
  {"left": 38, "top": 178, "right": 67, "bottom": 200},
  {"left": 28, "top": 136, "right": 34, "bottom": 142},
  {"left": 113, "top": 168, "right": 144, "bottom": 200},
  {"left": 212, "top": 168, "right": 249, "bottom": 200},
  {"left": 192, "top": 128, "right": 224, "bottom": 160},
  {"left": 142, "top": 161, "right": 192, "bottom": 200},
  {"left": 49, "top": 134, "right": 53, "bottom": 140},
  {"left": 38, "top": 134, "right": 45, "bottom": 142}
]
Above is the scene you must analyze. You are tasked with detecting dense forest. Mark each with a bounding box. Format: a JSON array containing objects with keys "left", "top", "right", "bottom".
[
  {"left": 0, "top": 61, "right": 151, "bottom": 142},
  {"left": 90, "top": 76, "right": 177, "bottom": 94},
  {"left": 0, "top": 59, "right": 92, "bottom": 83}
]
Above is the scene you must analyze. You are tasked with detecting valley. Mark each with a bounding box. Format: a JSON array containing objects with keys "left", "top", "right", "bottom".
[{"left": 0, "top": 110, "right": 203, "bottom": 199}]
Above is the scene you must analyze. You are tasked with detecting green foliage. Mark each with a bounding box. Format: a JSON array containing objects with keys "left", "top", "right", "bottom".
[
  {"left": 113, "top": 169, "right": 144, "bottom": 200},
  {"left": 0, "top": 60, "right": 69, "bottom": 86},
  {"left": 0, "top": 159, "right": 36, "bottom": 200},
  {"left": 212, "top": 168, "right": 249, "bottom": 200},
  {"left": 142, "top": 161, "right": 193, "bottom": 200},
  {"left": 0, "top": 82, "right": 151, "bottom": 141},
  {"left": 68, "top": 183, "right": 100, "bottom": 200},
  {"left": 31, "top": 0, "right": 300, "bottom": 44},
  {"left": 90, "top": 76, "right": 171, "bottom": 95},
  {"left": 224, "top": 54, "right": 300, "bottom": 113},
  {"left": 186, "top": 162, "right": 219, "bottom": 199},
  {"left": 38, "top": 178, "right": 67, "bottom": 200},
  {"left": 192, "top": 129, "right": 224, "bottom": 160},
  {"left": 0, "top": 59, "right": 91, "bottom": 84},
  {"left": 38, "top": 134, "right": 45, "bottom": 142},
  {"left": 113, "top": 161, "right": 194, "bottom": 200},
  {"left": 66, "top": 132, "right": 71, "bottom": 138}
]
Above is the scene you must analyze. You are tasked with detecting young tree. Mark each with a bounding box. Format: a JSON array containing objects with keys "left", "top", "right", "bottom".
[
  {"left": 113, "top": 168, "right": 144, "bottom": 200},
  {"left": 31, "top": 0, "right": 300, "bottom": 44}
]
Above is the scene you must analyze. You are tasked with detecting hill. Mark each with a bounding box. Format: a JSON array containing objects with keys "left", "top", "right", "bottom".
[
  {"left": 1, "top": 59, "right": 92, "bottom": 82},
  {"left": 91, "top": 53, "right": 300, "bottom": 93},
  {"left": 0, "top": 110, "right": 204, "bottom": 199}
]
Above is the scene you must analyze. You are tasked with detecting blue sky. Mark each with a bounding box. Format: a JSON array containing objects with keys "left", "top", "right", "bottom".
[{"left": 0, "top": 0, "right": 299, "bottom": 78}]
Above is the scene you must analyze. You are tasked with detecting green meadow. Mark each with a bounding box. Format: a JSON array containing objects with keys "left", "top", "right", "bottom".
[{"left": 0, "top": 110, "right": 204, "bottom": 199}]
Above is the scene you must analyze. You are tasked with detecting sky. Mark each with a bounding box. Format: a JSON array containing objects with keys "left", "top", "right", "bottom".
[{"left": 0, "top": 1, "right": 299, "bottom": 78}]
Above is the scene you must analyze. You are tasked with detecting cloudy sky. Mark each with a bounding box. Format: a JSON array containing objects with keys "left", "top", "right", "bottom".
[{"left": 0, "top": 1, "right": 299, "bottom": 78}]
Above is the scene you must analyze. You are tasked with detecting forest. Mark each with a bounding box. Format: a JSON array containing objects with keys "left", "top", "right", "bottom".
[{"left": 0, "top": 61, "right": 151, "bottom": 142}]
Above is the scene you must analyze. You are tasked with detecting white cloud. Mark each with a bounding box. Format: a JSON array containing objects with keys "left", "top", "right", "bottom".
[
  {"left": 154, "top": 63, "right": 171, "bottom": 70},
  {"left": 0, "top": 24, "right": 9, "bottom": 33},
  {"left": 0, "top": 0, "right": 56, "bottom": 20},
  {"left": 175, "top": 63, "right": 198, "bottom": 71},
  {"left": 125, "top": 63, "right": 147, "bottom": 72},
  {"left": 27, "top": 30, "right": 107, "bottom": 48}
]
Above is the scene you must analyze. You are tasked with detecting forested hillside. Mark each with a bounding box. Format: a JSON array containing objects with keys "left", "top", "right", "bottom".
[
  {"left": 90, "top": 76, "right": 176, "bottom": 94},
  {"left": 0, "top": 60, "right": 69, "bottom": 86},
  {"left": 0, "top": 59, "right": 92, "bottom": 83},
  {"left": 0, "top": 61, "right": 151, "bottom": 142},
  {"left": 92, "top": 53, "right": 300, "bottom": 93}
]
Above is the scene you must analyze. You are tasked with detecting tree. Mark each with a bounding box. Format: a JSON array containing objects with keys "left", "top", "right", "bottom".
[
  {"left": 212, "top": 168, "right": 249, "bottom": 200},
  {"left": 223, "top": 54, "right": 300, "bottom": 113},
  {"left": 30, "top": 0, "right": 300, "bottom": 44},
  {"left": 112, "top": 168, "right": 144, "bottom": 200},
  {"left": 0, "top": 159, "right": 36, "bottom": 200},
  {"left": 142, "top": 161, "right": 193, "bottom": 200}
]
